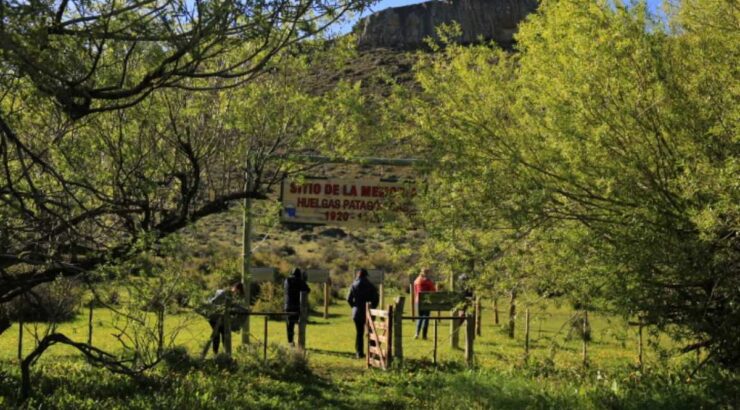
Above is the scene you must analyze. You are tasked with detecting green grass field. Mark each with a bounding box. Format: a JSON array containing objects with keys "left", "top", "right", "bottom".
[
  {"left": 2, "top": 296, "right": 651, "bottom": 369},
  {"left": 4, "top": 294, "right": 732, "bottom": 409}
]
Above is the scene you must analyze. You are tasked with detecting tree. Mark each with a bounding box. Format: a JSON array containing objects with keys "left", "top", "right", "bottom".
[
  {"left": 2, "top": 38, "right": 373, "bottom": 397},
  {"left": 409, "top": 0, "right": 739, "bottom": 367},
  {"left": 0, "top": 40, "right": 367, "bottom": 319},
  {"left": 0, "top": 0, "right": 372, "bottom": 118}
]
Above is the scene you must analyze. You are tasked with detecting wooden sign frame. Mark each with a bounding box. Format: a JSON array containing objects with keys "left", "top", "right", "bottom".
[
  {"left": 367, "top": 269, "right": 385, "bottom": 285},
  {"left": 417, "top": 291, "right": 464, "bottom": 311},
  {"left": 305, "top": 269, "right": 331, "bottom": 319},
  {"left": 250, "top": 267, "right": 276, "bottom": 283},
  {"left": 306, "top": 269, "right": 330, "bottom": 284}
]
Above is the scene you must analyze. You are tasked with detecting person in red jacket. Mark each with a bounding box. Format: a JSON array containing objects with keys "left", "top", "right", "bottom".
[{"left": 414, "top": 267, "right": 436, "bottom": 339}]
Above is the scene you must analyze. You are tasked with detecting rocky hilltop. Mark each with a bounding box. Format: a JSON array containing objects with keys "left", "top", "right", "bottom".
[{"left": 355, "top": 0, "right": 538, "bottom": 50}]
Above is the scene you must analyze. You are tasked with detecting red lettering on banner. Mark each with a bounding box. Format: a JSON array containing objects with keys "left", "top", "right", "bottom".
[
  {"left": 292, "top": 183, "right": 323, "bottom": 195},
  {"left": 319, "top": 199, "right": 341, "bottom": 209},
  {"left": 360, "top": 186, "right": 392, "bottom": 198},
  {"left": 283, "top": 178, "right": 416, "bottom": 224},
  {"left": 324, "top": 184, "right": 340, "bottom": 195},
  {"left": 297, "top": 197, "right": 320, "bottom": 208}
]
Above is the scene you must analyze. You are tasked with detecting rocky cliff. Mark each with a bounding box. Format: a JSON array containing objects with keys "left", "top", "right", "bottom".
[{"left": 355, "top": 0, "right": 538, "bottom": 50}]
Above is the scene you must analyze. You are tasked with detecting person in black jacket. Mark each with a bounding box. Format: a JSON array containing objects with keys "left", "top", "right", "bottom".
[
  {"left": 346, "top": 268, "right": 379, "bottom": 358},
  {"left": 284, "top": 268, "right": 310, "bottom": 346}
]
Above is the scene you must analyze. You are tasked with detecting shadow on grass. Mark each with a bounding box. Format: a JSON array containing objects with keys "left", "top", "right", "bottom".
[
  {"left": 308, "top": 347, "right": 356, "bottom": 359},
  {"left": 309, "top": 312, "right": 345, "bottom": 319}
]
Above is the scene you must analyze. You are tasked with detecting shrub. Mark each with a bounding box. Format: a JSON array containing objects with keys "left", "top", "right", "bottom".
[
  {"left": 567, "top": 312, "right": 592, "bottom": 342},
  {"left": 235, "top": 343, "right": 310, "bottom": 378},
  {"left": 308, "top": 285, "right": 326, "bottom": 310},
  {"left": 162, "top": 347, "right": 198, "bottom": 373},
  {"left": 4, "top": 277, "right": 83, "bottom": 322}
]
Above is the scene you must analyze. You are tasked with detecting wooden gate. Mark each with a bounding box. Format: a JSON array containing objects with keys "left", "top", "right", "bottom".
[{"left": 366, "top": 303, "right": 393, "bottom": 370}]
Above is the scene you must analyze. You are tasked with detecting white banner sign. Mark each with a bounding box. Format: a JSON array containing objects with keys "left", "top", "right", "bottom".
[{"left": 280, "top": 177, "right": 415, "bottom": 225}]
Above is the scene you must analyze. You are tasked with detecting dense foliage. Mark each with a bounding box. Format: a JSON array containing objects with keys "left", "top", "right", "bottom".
[{"left": 409, "top": 0, "right": 738, "bottom": 367}]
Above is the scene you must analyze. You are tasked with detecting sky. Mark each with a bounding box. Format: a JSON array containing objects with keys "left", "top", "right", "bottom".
[{"left": 331, "top": 0, "right": 666, "bottom": 35}]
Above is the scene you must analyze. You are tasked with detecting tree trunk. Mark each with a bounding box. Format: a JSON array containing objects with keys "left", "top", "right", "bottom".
[{"left": 20, "top": 334, "right": 57, "bottom": 400}]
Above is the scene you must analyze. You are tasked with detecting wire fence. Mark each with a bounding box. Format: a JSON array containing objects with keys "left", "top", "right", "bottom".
[{"left": 3, "top": 298, "right": 657, "bottom": 371}]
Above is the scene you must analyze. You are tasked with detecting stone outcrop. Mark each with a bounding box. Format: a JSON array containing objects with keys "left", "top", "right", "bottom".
[{"left": 355, "top": 0, "right": 538, "bottom": 50}]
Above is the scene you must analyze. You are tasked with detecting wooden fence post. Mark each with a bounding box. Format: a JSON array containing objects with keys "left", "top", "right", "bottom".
[
  {"left": 157, "top": 308, "right": 165, "bottom": 356},
  {"left": 433, "top": 311, "right": 439, "bottom": 365},
  {"left": 638, "top": 323, "right": 643, "bottom": 369},
  {"left": 18, "top": 318, "right": 23, "bottom": 361},
  {"left": 87, "top": 300, "right": 94, "bottom": 345},
  {"left": 263, "top": 316, "right": 268, "bottom": 361},
  {"left": 450, "top": 272, "right": 459, "bottom": 348},
  {"left": 323, "top": 282, "right": 330, "bottom": 319},
  {"left": 524, "top": 308, "right": 530, "bottom": 360},
  {"left": 379, "top": 284, "right": 384, "bottom": 310},
  {"left": 465, "top": 314, "right": 475, "bottom": 366},
  {"left": 410, "top": 283, "right": 416, "bottom": 317},
  {"left": 298, "top": 291, "right": 308, "bottom": 352},
  {"left": 493, "top": 298, "right": 499, "bottom": 325},
  {"left": 451, "top": 309, "right": 460, "bottom": 349},
  {"left": 387, "top": 304, "right": 394, "bottom": 368},
  {"left": 393, "top": 297, "right": 404, "bottom": 363},
  {"left": 475, "top": 296, "right": 482, "bottom": 337},
  {"left": 224, "top": 297, "right": 232, "bottom": 356},
  {"left": 582, "top": 310, "right": 588, "bottom": 367}
]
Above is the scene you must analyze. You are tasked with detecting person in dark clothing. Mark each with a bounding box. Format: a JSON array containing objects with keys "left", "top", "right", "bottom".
[
  {"left": 284, "top": 268, "right": 310, "bottom": 345},
  {"left": 346, "top": 268, "right": 379, "bottom": 358},
  {"left": 207, "top": 282, "right": 244, "bottom": 355}
]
